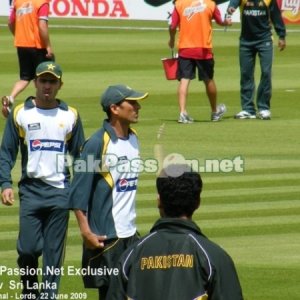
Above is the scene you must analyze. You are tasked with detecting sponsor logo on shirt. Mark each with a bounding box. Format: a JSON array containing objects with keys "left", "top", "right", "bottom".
[
  {"left": 183, "top": 0, "right": 207, "bottom": 21},
  {"left": 16, "top": 2, "right": 33, "bottom": 18},
  {"left": 30, "top": 139, "right": 64, "bottom": 152},
  {"left": 116, "top": 177, "right": 138, "bottom": 192},
  {"left": 28, "top": 123, "right": 41, "bottom": 131}
]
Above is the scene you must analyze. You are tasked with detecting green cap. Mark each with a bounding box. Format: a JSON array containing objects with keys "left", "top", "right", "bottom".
[
  {"left": 101, "top": 84, "right": 148, "bottom": 112},
  {"left": 36, "top": 61, "right": 62, "bottom": 79}
]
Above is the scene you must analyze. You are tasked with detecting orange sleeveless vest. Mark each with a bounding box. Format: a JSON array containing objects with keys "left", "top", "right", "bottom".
[
  {"left": 13, "top": 0, "right": 49, "bottom": 48},
  {"left": 175, "top": 0, "right": 216, "bottom": 49}
]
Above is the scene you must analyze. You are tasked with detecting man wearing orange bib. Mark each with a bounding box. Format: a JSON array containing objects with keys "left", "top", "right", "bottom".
[
  {"left": 2, "top": 0, "right": 54, "bottom": 118},
  {"left": 169, "top": 0, "right": 231, "bottom": 123}
]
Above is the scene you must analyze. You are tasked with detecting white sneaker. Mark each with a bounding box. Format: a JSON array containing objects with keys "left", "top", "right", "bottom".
[
  {"left": 211, "top": 103, "right": 226, "bottom": 121},
  {"left": 234, "top": 110, "right": 256, "bottom": 119},
  {"left": 257, "top": 110, "right": 271, "bottom": 120},
  {"left": 178, "top": 113, "right": 194, "bottom": 124}
]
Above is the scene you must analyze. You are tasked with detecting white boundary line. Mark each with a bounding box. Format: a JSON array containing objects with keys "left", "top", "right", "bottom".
[{"left": 0, "top": 23, "right": 300, "bottom": 33}]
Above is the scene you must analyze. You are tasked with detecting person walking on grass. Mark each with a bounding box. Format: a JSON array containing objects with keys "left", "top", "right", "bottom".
[
  {"left": 0, "top": 61, "right": 85, "bottom": 299},
  {"left": 168, "top": 0, "right": 232, "bottom": 123},
  {"left": 2, "top": 0, "right": 55, "bottom": 118}
]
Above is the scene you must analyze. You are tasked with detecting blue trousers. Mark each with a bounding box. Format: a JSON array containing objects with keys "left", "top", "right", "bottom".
[{"left": 239, "top": 39, "right": 273, "bottom": 114}]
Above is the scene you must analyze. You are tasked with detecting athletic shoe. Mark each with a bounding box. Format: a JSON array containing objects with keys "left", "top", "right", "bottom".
[
  {"left": 178, "top": 112, "right": 194, "bottom": 124},
  {"left": 257, "top": 110, "right": 271, "bottom": 120},
  {"left": 234, "top": 110, "right": 256, "bottom": 119},
  {"left": 211, "top": 103, "right": 227, "bottom": 122},
  {"left": 1, "top": 96, "right": 14, "bottom": 118}
]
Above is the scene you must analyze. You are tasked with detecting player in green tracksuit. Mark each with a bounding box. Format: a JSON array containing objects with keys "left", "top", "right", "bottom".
[
  {"left": 0, "top": 62, "right": 85, "bottom": 299},
  {"left": 69, "top": 84, "right": 148, "bottom": 300},
  {"left": 108, "top": 164, "right": 244, "bottom": 300},
  {"left": 227, "top": 0, "right": 286, "bottom": 120}
]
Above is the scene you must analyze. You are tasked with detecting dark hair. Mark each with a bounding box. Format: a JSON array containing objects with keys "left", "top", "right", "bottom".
[
  {"left": 106, "top": 100, "right": 125, "bottom": 119},
  {"left": 156, "top": 164, "right": 203, "bottom": 218}
]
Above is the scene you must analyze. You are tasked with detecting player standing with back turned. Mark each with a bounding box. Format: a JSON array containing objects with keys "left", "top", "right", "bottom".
[
  {"left": 108, "top": 164, "right": 244, "bottom": 300},
  {"left": 168, "top": 0, "right": 232, "bottom": 123}
]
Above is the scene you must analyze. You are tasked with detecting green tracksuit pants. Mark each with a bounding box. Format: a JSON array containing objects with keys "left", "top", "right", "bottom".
[
  {"left": 17, "top": 179, "right": 69, "bottom": 299},
  {"left": 239, "top": 39, "right": 273, "bottom": 114}
]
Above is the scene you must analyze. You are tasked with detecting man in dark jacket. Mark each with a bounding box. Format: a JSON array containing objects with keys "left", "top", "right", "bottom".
[
  {"left": 227, "top": 0, "right": 286, "bottom": 120},
  {"left": 108, "top": 164, "right": 244, "bottom": 300}
]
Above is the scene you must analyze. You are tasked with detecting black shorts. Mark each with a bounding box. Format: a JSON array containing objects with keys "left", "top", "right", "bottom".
[
  {"left": 17, "top": 47, "right": 50, "bottom": 81},
  {"left": 177, "top": 56, "right": 214, "bottom": 81},
  {"left": 81, "top": 233, "right": 140, "bottom": 288}
]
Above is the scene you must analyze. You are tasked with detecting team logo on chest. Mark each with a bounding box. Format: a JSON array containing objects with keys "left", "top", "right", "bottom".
[
  {"left": 30, "top": 139, "right": 64, "bottom": 152},
  {"left": 116, "top": 177, "right": 138, "bottom": 192}
]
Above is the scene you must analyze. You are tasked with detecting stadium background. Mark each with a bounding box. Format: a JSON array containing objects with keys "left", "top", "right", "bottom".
[{"left": 1, "top": 0, "right": 300, "bottom": 23}]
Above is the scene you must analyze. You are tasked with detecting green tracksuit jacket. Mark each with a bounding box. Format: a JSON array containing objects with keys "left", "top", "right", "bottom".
[
  {"left": 109, "top": 218, "right": 244, "bottom": 300},
  {"left": 229, "top": 0, "right": 286, "bottom": 42},
  {"left": 69, "top": 119, "right": 140, "bottom": 240}
]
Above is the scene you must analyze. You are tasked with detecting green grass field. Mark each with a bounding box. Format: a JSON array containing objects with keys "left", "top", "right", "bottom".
[{"left": 0, "top": 17, "right": 300, "bottom": 299}]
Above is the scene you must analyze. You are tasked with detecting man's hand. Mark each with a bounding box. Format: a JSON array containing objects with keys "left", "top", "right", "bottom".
[
  {"left": 224, "top": 16, "right": 232, "bottom": 27},
  {"left": 1, "top": 188, "right": 14, "bottom": 206},
  {"left": 46, "top": 47, "right": 55, "bottom": 60},
  {"left": 227, "top": 7, "right": 236, "bottom": 14},
  {"left": 278, "top": 39, "right": 286, "bottom": 51},
  {"left": 82, "top": 231, "right": 107, "bottom": 249}
]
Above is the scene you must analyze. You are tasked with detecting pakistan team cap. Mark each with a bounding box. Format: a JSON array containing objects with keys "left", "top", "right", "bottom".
[
  {"left": 101, "top": 84, "right": 148, "bottom": 112},
  {"left": 35, "top": 61, "right": 62, "bottom": 79}
]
